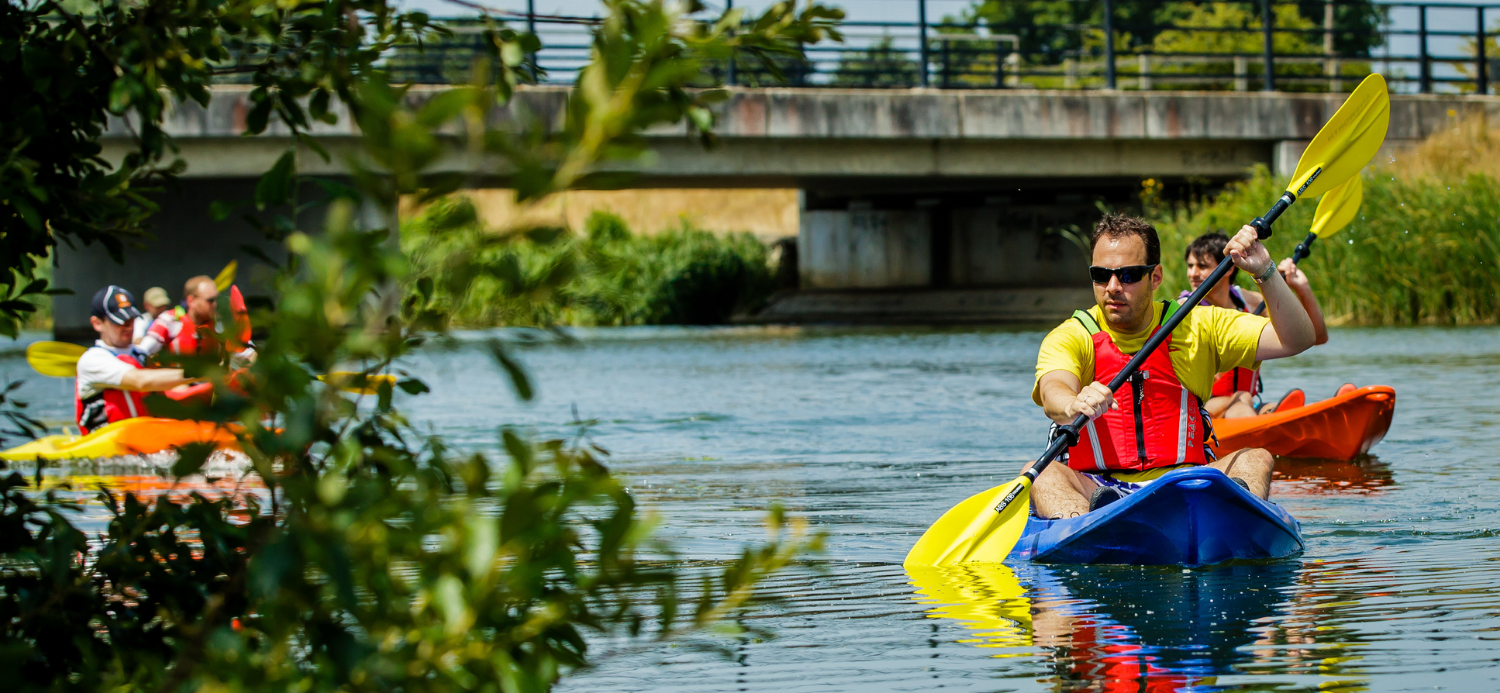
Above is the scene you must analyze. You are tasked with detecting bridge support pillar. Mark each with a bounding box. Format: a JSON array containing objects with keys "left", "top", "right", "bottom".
[{"left": 798, "top": 206, "right": 931, "bottom": 289}]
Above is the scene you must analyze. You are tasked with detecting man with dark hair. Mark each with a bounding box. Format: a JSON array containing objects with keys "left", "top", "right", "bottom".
[
  {"left": 1027, "top": 215, "right": 1317, "bottom": 519},
  {"left": 75, "top": 286, "right": 196, "bottom": 433},
  {"left": 1181, "top": 231, "right": 1329, "bottom": 418}
]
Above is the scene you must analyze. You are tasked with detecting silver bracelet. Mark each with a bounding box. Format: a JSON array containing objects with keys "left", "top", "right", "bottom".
[{"left": 1253, "top": 263, "right": 1277, "bottom": 284}]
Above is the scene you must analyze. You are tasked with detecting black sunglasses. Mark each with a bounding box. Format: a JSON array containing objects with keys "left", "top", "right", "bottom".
[{"left": 1089, "top": 264, "right": 1158, "bottom": 285}]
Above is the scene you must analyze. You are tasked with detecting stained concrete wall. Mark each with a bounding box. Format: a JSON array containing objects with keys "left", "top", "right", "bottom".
[
  {"left": 52, "top": 179, "right": 290, "bottom": 341},
  {"left": 948, "top": 207, "right": 1088, "bottom": 288},
  {"left": 799, "top": 209, "right": 930, "bottom": 289}
]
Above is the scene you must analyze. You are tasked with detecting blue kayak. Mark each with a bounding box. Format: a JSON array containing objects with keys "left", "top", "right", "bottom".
[{"left": 1013, "top": 467, "right": 1303, "bottom": 567}]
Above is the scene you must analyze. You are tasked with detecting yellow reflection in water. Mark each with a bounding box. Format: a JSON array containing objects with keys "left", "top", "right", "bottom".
[{"left": 908, "top": 563, "right": 1033, "bottom": 653}]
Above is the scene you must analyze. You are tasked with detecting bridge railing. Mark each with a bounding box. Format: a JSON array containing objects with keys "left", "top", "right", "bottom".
[{"left": 378, "top": 1, "right": 1496, "bottom": 94}]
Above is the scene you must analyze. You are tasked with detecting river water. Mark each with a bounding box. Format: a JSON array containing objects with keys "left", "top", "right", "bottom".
[{"left": 5, "top": 326, "right": 1499, "bottom": 691}]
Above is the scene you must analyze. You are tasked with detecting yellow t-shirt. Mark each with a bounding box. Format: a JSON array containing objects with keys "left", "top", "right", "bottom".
[{"left": 1032, "top": 301, "right": 1269, "bottom": 405}]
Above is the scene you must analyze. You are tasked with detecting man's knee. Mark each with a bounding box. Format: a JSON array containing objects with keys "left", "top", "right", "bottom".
[{"left": 1228, "top": 447, "right": 1274, "bottom": 469}]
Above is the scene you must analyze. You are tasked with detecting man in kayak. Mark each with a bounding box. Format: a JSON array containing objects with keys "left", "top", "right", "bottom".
[
  {"left": 76, "top": 286, "right": 197, "bottom": 434},
  {"left": 1030, "top": 215, "right": 1317, "bottom": 518},
  {"left": 1181, "top": 232, "right": 1330, "bottom": 418},
  {"left": 141, "top": 275, "right": 256, "bottom": 366}
]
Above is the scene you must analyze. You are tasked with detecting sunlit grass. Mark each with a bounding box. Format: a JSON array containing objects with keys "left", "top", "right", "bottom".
[
  {"left": 1156, "top": 162, "right": 1500, "bottom": 325},
  {"left": 402, "top": 197, "right": 778, "bottom": 327}
]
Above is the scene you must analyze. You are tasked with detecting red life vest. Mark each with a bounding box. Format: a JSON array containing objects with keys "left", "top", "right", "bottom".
[
  {"left": 170, "top": 285, "right": 252, "bottom": 357},
  {"left": 75, "top": 350, "right": 151, "bottom": 434},
  {"left": 1067, "top": 301, "right": 1212, "bottom": 472}
]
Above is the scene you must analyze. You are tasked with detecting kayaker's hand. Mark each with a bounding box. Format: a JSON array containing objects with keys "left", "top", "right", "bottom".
[
  {"left": 1279, "top": 258, "right": 1311, "bottom": 294},
  {"left": 1226, "top": 225, "right": 1273, "bottom": 279},
  {"left": 1066, "top": 381, "right": 1117, "bottom": 421}
]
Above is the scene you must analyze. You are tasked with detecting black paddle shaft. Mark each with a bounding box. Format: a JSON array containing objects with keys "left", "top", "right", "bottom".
[
  {"left": 1251, "top": 231, "right": 1318, "bottom": 316},
  {"left": 1015, "top": 192, "right": 1294, "bottom": 490}
]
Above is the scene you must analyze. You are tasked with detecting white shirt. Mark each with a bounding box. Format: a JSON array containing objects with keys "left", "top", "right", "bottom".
[
  {"left": 76, "top": 340, "right": 146, "bottom": 401},
  {"left": 132, "top": 316, "right": 150, "bottom": 342}
]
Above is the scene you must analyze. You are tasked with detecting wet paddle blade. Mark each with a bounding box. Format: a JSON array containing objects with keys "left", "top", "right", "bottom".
[
  {"left": 1310, "top": 175, "right": 1363, "bottom": 238},
  {"left": 26, "top": 341, "right": 87, "bottom": 377},
  {"left": 1287, "top": 74, "right": 1390, "bottom": 199},
  {"left": 215, "top": 260, "right": 238, "bottom": 293},
  {"left": 903, "top": 477, "right": 1032, "bottom": 568}
]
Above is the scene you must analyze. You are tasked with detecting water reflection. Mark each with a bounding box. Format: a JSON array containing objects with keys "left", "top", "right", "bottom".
[
  {"left": 1272, "top": 456, "right": 1394, "bottom": 495},
  {"left": 912, "top": 562, "right": 1317, "bottom": 692},
  {"left": 29, "top": 454, "right": 264, "bottom": 526},
  {"left": 909, "top": 564, "right": 1033, "bottom": 652}
]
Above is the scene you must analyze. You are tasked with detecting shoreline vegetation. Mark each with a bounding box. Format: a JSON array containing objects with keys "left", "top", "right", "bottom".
[
  {"left": 1156, "top": 118, "right": 1500, "bottom": 326},
  {"left": 402, "top": 197, "right": 780, "bottom": 327}
]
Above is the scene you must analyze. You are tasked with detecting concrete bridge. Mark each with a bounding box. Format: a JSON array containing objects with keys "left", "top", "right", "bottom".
[{"left": 54, "top": 85, "right": 1500, "bottom": 335}]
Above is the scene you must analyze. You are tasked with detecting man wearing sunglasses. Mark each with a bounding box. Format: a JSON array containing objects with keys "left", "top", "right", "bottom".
[{"left": 1028, "top": 214, "right": 1316, "bottom": 518}]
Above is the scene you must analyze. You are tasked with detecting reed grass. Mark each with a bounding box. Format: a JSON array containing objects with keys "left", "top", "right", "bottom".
[
  {"left": 402, "top": 197, "right": 777, "bottom": 327},
  {"left": 1156, "top": 160, "right": 1500, "bottom": 326}
]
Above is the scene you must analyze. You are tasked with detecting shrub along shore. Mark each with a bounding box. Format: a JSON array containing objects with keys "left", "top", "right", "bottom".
[
  {"left": 1157, "top": 123, "right": 1500, "bottom": 326},
  {"left": 402, "top": 197, "right": 777, "bottom": 327}
]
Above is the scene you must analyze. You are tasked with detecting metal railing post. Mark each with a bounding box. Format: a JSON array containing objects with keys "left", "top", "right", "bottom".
[
  {"left": 996, "top": 37, "right": 1006, "bottom": 88},
  {"left": 1479, "top": 6, "right": 1489, "bottom": 95},
  {"left": 1419, "top": 5, "right": 1430, "bottom": 93},
  {"left": 526, "top": 0, "right": 538, "bottom": 80},
  {"left": 1103, "top": 0, "right": 1116, "bottom": 89},
  {"left": 918, "top": 0, "right": 930, "bottom": 87},
  {"left": 726, "top": 0, "right": 736, "bottom": 86},
  {"left": 1261, "top": 0, "right": 1276, "bottom": 91},
  {"left": 941, "top": 36, "right": 950, "bottom": 87},
  {"left": 1324, "top": 0, "right": 1339, "bottom": 92}
]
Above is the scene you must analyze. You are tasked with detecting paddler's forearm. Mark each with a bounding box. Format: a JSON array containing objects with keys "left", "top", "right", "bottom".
[
  {"left": 1038, "top": 372, "right": 1083, "bottom": 425},
  {"left": 1291, "top": 283, "right": 1329, "bottom": 345},
  {"left": 119, "top": 368, "right": 196, "bottom": 392},
  {"left": 1258, "top": 271, "right": 1316, "bottom": 355}
]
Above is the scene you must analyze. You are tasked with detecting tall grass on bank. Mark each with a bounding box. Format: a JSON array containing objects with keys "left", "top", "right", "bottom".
[
  {"left": 402, "top": 197, "right": 777, "bottom": 327},
  {"left": 1156, "top": 164, "right": 1500, "bottom": 325}
]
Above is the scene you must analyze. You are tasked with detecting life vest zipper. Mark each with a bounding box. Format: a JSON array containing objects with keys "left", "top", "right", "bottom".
[{"left": 1132, "top": 371, "right": 1147, "bottom": 462}]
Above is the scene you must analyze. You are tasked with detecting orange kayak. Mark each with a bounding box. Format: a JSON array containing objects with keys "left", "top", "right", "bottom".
[
  {"left": 0, "top": 418, "right": 242, "bottom": 462},
  {"left": 1210, "top": 385, "right": 1396, "bottom": 460}
]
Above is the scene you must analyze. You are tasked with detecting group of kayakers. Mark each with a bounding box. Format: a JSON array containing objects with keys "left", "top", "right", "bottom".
[
  {"left": 66, "top": 214, "right": 1329, "bottom": 523},
  {"left": 75, "top": 276, "right": 254, "bottom": 434},
  {"left": 1029, "top": 214, "right": 1333, "bottom": 519}
]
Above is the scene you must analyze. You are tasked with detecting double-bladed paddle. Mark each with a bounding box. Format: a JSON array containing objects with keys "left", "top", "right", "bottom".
[
  {"left": 904, "top": 74, "right": 1391, "bottom": 568},
  {"left": 1251, "top": 175, "right": 1364, "bottom": 315}
]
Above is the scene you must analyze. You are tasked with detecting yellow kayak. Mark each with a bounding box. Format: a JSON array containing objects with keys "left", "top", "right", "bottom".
[{"left": 0, "top": 418, "right": 242, "bottom": 462}]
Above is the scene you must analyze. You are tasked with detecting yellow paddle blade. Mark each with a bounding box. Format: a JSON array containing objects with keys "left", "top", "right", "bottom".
[
  {"left": 26, "top": 341, "right": 87, "bottom": 377},
  {"left": 215, "top": 260, "right": 238, "bottom": 293},
  {"left": 1287, "top": 73, "right": 1390, "bottom": 199},
  {"left": 1310, "top": 175, "right": 1363, "bottom": 238},
  {"left": 908, "top": 563, "right": 1033, "bottom": 649},
  {"left": 319, "top": 372, "right": 398, "bottom": 395},
  {"left": 904, "top": 477, "right": 1032, "bottom": 568}
]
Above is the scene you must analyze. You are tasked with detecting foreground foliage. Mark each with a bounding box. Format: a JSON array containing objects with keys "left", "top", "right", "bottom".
[
  {"left": 403, "top": 199, "right": 776, "bottom": 327},
  {"left": 0, "top": 1, "right": 840, "bottom": 691}
]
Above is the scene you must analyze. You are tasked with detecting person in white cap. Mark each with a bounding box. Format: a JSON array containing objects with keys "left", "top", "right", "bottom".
[{"left": 75, "top": 285, "right": 196, "bottom": 434}]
